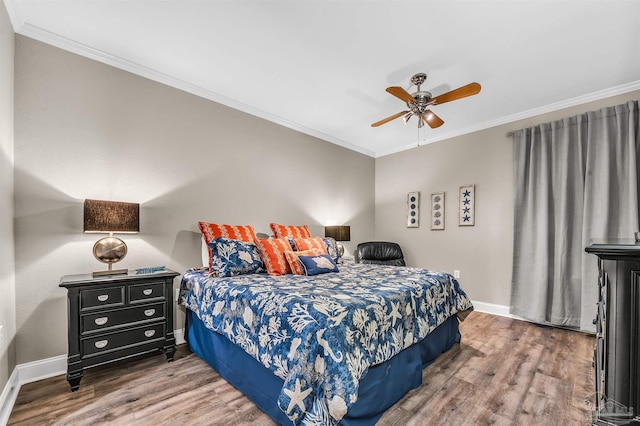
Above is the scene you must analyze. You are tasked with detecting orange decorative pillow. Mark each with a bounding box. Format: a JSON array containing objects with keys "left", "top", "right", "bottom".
[
  {"left": 285, "top": 249, "right": 324, "bottom": 275},
  {"left": 270, "top": 223, "right": 312, "bottom": 239},
  {"left": 256, "top": 238, "right": 292, "bottom": 276},
  {"left": 198, "top": 222, "right": 257, "bottom": 266},
  {"left": 293, "top": 237, "right": 328, "bottom": 253}
]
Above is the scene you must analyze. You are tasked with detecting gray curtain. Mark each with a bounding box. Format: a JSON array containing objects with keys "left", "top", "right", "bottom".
[{"left": 510, "top": 100, "right": 640, "bottom": 332}]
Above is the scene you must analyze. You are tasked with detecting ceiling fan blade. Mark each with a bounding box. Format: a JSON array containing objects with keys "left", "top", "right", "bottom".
[
  {"left": 371, "top": 110, "right": 410, "bottom": 127},
  {"left": 429, "top": 82, "right": 481, "bottom": 105},
  {"left": 421, "top": 110, "right": 445, "bottom": 128},
  {"left": 386, "top": 86, "right": 415, "bottom": 104}
]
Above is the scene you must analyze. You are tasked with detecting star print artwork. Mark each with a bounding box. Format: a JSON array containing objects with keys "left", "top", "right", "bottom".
[{"left": 458, "top": 184, "right": 475, "bottom": 226}]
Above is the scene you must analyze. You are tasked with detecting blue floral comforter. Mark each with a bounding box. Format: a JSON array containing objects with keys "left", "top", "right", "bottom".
[{"left": 180, "top": 263, "right": 473, "bottom": 426}]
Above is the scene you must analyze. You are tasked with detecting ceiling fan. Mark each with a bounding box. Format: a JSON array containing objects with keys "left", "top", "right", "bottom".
[{"left": 371, "top": 73, "right": 481, "bottom": 129}]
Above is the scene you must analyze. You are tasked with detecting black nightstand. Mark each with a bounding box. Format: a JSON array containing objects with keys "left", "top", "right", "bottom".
[{"left": 59, "top": 269, "right": 180, "bottom": 391}]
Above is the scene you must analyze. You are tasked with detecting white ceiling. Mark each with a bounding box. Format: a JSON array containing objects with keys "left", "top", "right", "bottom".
[{"left": 6, "top": 1, "right": 640, "bottom": 157}]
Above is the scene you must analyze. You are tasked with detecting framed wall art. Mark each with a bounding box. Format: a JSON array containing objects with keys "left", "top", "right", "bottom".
[
  {"left": 431, "top": 192, "right": 445, "bottom": 230},
  {"left": 407, "top": 191, "right": 420, "bottom": 228},
  {"left": 458, "top": 185, "right": 475, "bottom": 226}
]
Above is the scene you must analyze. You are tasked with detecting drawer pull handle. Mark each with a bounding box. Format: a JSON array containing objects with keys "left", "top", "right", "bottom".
[
  {"left": 144, "top": 330, "right": 156, "bottom": 338},
  {"left": 143, "top": 289, "right": 153, "bottom": 296},
  {"left": 95, "top": 340, "right": 108, "bottom": 349},
  {"left": 94, "top": 317, "right": 108, "bottom": 326},
  {"left": 144, "top": 309, "right": 155, "bottom": 317},
  {"left": 97, "top": 294, "right": 109, "bottom": 302}
]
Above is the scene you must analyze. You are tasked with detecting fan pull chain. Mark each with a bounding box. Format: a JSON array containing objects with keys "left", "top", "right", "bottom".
[{"left": 417, "top": 124, "right": 425, "bottom": 147}]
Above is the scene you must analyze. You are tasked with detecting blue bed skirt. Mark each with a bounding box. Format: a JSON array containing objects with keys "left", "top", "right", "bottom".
[{"left": 186, "top": 309, "right": 461, "bottom": 425}]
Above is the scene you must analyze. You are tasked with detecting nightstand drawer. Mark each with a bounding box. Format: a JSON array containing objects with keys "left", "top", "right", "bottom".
[
  {"left": 81, "top": 303, "right": 165, "bottom": 333},
  {"left": 129, "top": 281, "right": 165, "bottom": 303},
  {"left": 80, "top": 286, "right": 125, "bottom": 310},
  {"left": 82, "top": 323, "right": 165, "bottom": 357}
]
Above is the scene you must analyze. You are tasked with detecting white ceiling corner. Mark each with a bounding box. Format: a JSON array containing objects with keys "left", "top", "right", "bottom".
[{"left": 6, "top": 0, "right": 640, "bottom": 158}]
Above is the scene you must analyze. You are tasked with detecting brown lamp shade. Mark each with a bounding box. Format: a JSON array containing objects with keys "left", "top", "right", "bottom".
[
  {"left": 325, "top": 225, "right": 350, "bottom": 242},
  {"left": 84, "top": 199, "right": 139, "bottom": 233}
]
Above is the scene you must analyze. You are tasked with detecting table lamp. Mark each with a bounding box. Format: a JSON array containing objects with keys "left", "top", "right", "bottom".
[
  {"left": 324, "top": 225, "right": 350, "bottom": 257},
  {"left": 84, "top": 199, "right": 139, "bottom": 277}
]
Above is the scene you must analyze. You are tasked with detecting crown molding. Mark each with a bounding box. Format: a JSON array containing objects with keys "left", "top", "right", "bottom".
[
  {"left": 6, "top": 1, "right": 638, "bottom": 160},
  {"left": 9, "top": 18, "right": 376, "bottom": 158},
  {"left": 377, "top": 80, "right": 640, "bottom": 158},
  {"left": 3, "top": 1, "right": 25, "bottom": 32}
]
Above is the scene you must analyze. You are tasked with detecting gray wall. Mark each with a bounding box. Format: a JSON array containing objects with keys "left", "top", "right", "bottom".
[
  {"left": 375, "top": 90, "right": 640, "bottom": 307},
  {"left": 9, "top": 29, "right": 640, "bottom": 368},
  {"left": 13, "top": 36, "right": 375, "bottom": 363},
  {"left": 0, "top": 0, "right": 16, "bottom": 395}
]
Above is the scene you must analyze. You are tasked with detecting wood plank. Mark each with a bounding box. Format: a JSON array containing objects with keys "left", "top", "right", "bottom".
[{"left": 8, "top": 312, "right": 596, "bottom": 426}]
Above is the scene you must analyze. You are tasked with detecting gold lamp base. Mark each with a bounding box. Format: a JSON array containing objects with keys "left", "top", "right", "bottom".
[
  {"left": 92, "top": 235, "right": 129, "bottom": 277},
  {"left": 92, "top": 265, "right": 129, "bottom": 277}
]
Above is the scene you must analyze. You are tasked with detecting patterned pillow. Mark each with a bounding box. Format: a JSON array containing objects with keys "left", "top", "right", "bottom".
[
  {"left": 256, "top": 237, "right": 293, "bottom": 276},
  {"left": 293, "top": 237, "right": 328, "bottom": 253},
  {"left": 284, "top": 249, "right": 324, "bottom": 275},
  {"left": 323, "top": 237, "right": 339, "bottom": 262},
  {"left": 270, "top": 223, "right": 312, "bottom": 239},
  {"left": 198, "top": 222, "right": 257, "bottom": 267},
  {"left": 298, "top": 253, "right": 340, "bottom": 276},
  {"left": 208, "top": 238, "right": 265, "bottom": 277}
]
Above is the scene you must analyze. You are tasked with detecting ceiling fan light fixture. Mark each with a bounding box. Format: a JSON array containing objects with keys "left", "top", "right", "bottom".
[{"left": 371, "top": 73, "right": 481, "bottom": 130}]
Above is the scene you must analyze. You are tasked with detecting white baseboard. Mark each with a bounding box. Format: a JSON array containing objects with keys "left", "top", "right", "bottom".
[
  {"left": 0, "top": 354, "right": 66, "bottom": 426},
  {"left": 0, "top": 328, "right": 186, "bottom": 425},
  {"left": 0, "top": 367, "right": 19, "bottom": 426},
  {"left": 470, "top": 299, "right": 528, "bottom": 322},
  {"left": 175, "top": 327, "right": 185, "bottom": 345},
  {"left": 17, "top": 355, "right": 68, "bottom": 385}
]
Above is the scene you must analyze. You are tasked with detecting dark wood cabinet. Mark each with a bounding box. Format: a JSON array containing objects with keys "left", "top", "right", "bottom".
[
  {"left": 59, "top": 269, "right": 180, "bottom": 391},
  {"left": 586, "top": 241, "right": 640, "bottom": 425}
]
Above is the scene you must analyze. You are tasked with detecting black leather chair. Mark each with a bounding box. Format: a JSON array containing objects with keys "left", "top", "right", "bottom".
[{"left": 355, "top": 241, "right": 406, "bottom": 266}]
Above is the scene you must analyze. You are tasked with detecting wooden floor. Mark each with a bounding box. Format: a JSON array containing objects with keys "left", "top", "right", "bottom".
[{"left": 8, "top": 312, "right": 596, "bottom": 425}]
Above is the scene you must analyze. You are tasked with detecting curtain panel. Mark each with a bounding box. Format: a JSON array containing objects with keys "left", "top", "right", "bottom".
[{"left": 510, "top": 100, "right": 640, "bottom": 331}]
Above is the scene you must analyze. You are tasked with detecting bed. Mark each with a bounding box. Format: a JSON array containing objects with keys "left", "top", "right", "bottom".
[{"left": 179, "top": 262, "right": 473, "bottom": 426}]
